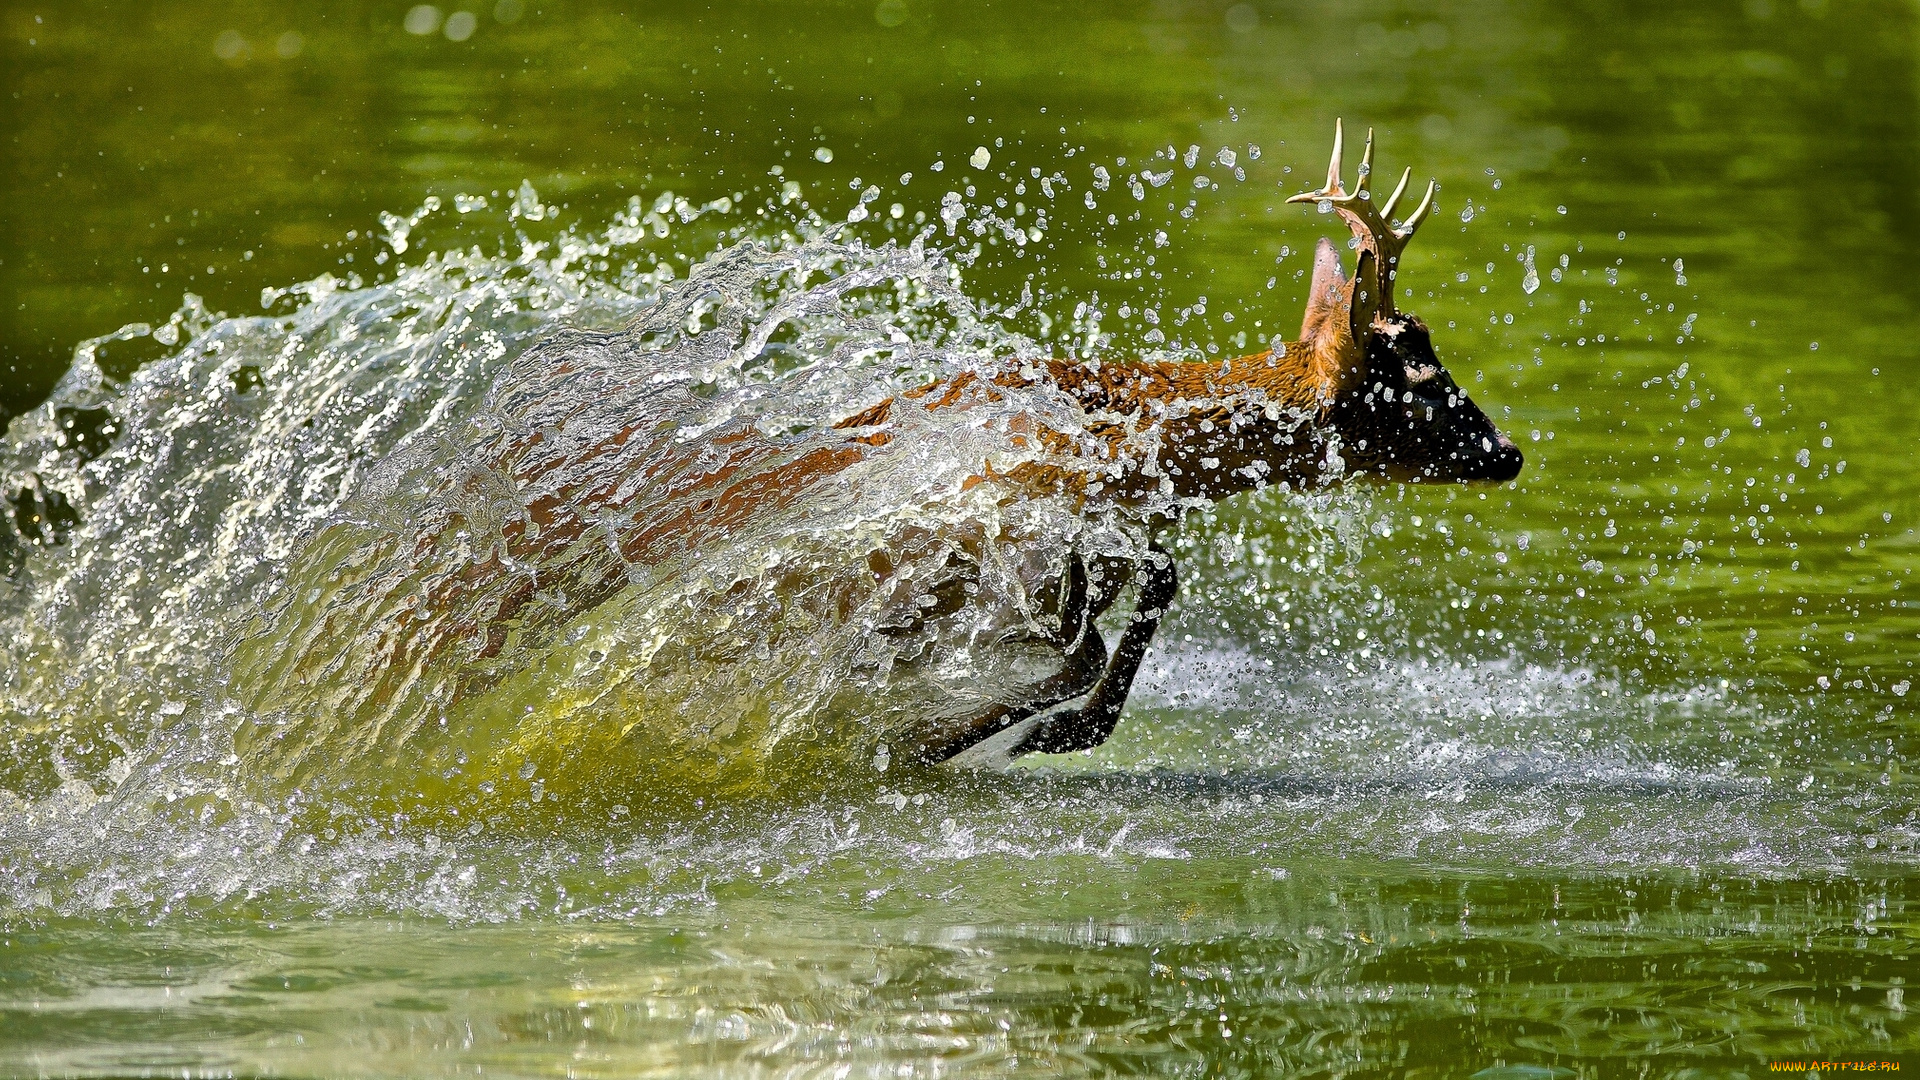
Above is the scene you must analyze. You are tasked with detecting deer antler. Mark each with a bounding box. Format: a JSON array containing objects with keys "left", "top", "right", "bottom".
[{"left": 1286, "top": 119, "right": 1437, "bottom": 330}]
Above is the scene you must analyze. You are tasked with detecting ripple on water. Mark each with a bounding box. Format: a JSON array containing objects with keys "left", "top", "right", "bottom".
[{"left": 0, "top": 194, "right": 1913, "bottom": 937}]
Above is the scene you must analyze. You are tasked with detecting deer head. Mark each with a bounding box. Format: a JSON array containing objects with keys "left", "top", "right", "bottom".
[{"left": 1283, "top": 121, "right": 1523, "bottom": 485}]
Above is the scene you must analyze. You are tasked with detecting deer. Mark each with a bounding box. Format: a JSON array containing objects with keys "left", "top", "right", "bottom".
[
  {"left": 832, "top": 120, "right": 1525, "bottom": 766},
  {"left": 231, "top": 122, "right": 1521, "bottom": 798}
]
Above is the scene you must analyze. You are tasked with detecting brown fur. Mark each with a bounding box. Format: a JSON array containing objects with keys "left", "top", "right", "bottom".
[{"left": 825, "top": 233, "right": 1381, "bottom": 508}]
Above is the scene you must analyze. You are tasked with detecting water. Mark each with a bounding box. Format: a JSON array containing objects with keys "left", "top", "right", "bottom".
[{"left": 3, "top": 0, "right": 1916, "bottom": 1075}]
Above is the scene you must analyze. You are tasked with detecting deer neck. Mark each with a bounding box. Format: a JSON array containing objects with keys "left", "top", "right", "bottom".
[
  {"left": 1034, "top": 337, "right": 1357, "bottom": 504},
  {"left": 1214, "top": 333, "right": 1358, "bottom": 412},
  {"left": 1041, "top": 329, "right": 1353, "bottom": 415},
  {"left": 1152, "top": 345, "right": 1349, "bottom": 502}
]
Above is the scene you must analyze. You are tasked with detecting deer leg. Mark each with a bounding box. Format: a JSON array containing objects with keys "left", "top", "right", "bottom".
[
  {"left": 908, "top": 555, "right": 1109, "bottom": 765},
  {"left": 1010, "top": 542, "right": 1178, "bottom": 757}
]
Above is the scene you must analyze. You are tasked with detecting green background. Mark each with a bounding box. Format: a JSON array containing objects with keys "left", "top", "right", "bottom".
[{"left": 2, "top": 0, "right": 1915, "bottom": 1074}]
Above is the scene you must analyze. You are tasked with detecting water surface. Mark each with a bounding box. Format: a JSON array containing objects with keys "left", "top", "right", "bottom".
[{"left": 2, "top": 0, "right": 1915, "bottom": 1075}]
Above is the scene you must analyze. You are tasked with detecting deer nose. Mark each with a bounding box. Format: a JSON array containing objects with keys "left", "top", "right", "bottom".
[{"left": 1467, "top": 433, "right": 1524, "bottom": 482}]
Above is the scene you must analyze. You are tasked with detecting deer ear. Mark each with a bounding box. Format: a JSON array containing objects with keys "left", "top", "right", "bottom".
[
  {"left": 1305, "top": 233, "right": 1367, "bottom": 355},
  {"left": 1293, "top": 236, "right": 1370, "bottom": 405},
  {"left": 1299, "top": 236, "right": 1351, "bottom": 344}
]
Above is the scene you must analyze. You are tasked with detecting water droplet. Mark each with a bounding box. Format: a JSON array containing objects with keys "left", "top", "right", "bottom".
[
  {"left": 444, "top": 10, "right": 477, "bottom": 40},
  {"left": 213, "top": 30, "right": 250, "bottom": 61},
  {"left": 404, "top": 5, "right": 443, "bottom": 35}
]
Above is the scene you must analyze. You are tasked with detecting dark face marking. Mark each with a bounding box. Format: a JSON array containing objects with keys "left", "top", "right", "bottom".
[{"left": 1329, "top": 314, "right": 1524, "bottom": 484}]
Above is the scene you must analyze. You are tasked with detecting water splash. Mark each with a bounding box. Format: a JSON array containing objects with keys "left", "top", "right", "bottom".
[
  {"left": 1, "top": 179, "right": 1913, "bottom": 932},
  {"left": 1, "top": 216, "right": 628, "bottom": 806},
  {"left": 226, "top": 238, "right": 1173, "bottom": 815},
  {"left": 1, "top": 196, "right": 1177, "bottom": 831}
]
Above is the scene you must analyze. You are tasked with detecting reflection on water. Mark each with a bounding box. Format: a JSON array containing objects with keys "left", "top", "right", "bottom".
[
  {"left": 2, "top": 0, "right": 1917, "bottom": 1073},
  {"left": 2, "top": 868, "right": 1910, "bottom": 1076}
]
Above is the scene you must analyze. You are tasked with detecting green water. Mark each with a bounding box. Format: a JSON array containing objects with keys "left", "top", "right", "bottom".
[{"left": 2, "top": 0, "right": 1916, "bottom": 1075}]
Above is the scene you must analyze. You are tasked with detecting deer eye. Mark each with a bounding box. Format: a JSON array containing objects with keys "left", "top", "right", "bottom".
[{"left": 1405, "top": 388, "right": 1446, "bottom": 415}]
